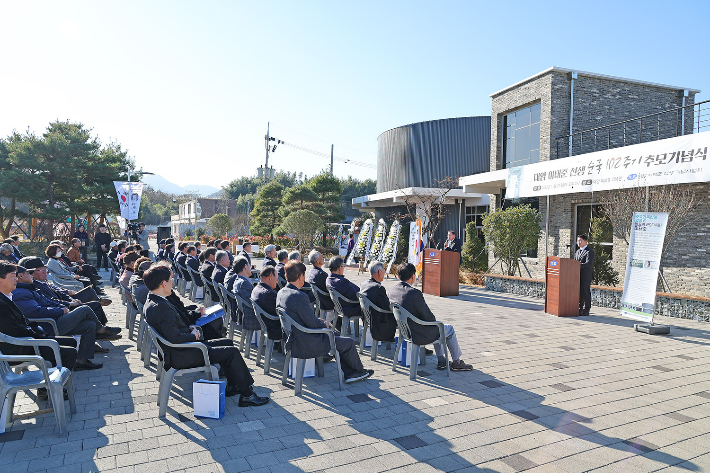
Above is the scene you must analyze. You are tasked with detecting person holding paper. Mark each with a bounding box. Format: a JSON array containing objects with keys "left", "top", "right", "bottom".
[
  {"left": 574, "top": 234, "right": 595, "bottom": 316},
  {"left": 144, "top": 263, "right": 269, "bottom": 406}
]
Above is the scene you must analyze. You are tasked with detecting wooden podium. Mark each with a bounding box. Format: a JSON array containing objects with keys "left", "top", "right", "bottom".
[
  {"left": 422, "top": 249, "right": 460, "bottom": 297},
  {"left": 544, "top": 256, "right": 580, "bottom": 317}
]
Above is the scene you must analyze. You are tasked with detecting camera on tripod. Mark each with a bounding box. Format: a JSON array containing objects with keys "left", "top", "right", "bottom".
[{"left": 127, "top": 223, "right": 139, "bottom": 240}]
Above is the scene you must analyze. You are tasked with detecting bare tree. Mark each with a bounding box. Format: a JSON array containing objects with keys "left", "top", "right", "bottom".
[
  {"left": 598, "top": 184, "right": 700, "bottom": 291},
  {"left": 395, "top": 176, "right": 459, "bottom": 249}
]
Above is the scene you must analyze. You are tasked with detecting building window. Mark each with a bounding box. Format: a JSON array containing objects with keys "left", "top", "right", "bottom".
[
  {"left": 503, "top": 103, "right": 541, "bottom": 168},
  {"left": 502, "top": 197, "right": 539, "bottom": 258},
  {"left": 464, "top": 205, "right": 489, "bottom": 240},
  {"left": 575, "top": 204, "right": 613, "bottom": 256}
]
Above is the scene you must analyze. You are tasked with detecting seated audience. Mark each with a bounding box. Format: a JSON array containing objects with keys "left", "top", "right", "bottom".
[
  {"left": 165, "top": 243, "right": 175, "bottom": 262},
  {"left": 129, "top": 258, "right": 153, "bottom": 306},
  {"left": 107, "top": 241, "right": 120, "bottom": 263},
  {"left": 239, "top": 241, "right": 252, "bottom": 266},
  {"left": 11, "top": 264, "right": 121, "bottom": 371},
  {"left": 276, "top": 261, "right": 372, "bottom": 383},
  {"left": 274, "top": 250, "right": 288, "bottom": 283},
  {"left": 251, "top": 265, "right": 283, "bottom": 351},
  {"left": 232, "top": 257, "right": 257, "bottom": 329},
  {"left": 46, "top": 244, "right": 84, "bottom": 292},
  {"left": 10, "top": 236, "right": 26, "bottom": 260},
  {"left": 326, "top": 256, "right": 362, "bottom": 332},
  {"left": 389, "top": 263, "right": 472, "bottom": 371},
  {"left": 21, "top": 256, "right": 112, "bottom": 327},
  {"left": 185, "top": 245, "right": 202, "bottom": 286},
  {"left": 219, "top": 240, "right": 234, "bottom": 265},
  {"left": 289, "top": 251, "right": 315, "bottom": 303},
  {"left": 175, "top": 242, "right": 189, "bottom": 273},
  {"left": 56, "top": 239, "right": 105, "bottom": 294},
  {"left": 262, "top": 244, "right": 277, "bottom": 268},
  {"left": 144, "top": 264, "right": 268, "bottom": 405},
  {"left": 194, "top": 241, "right": 202, "bottom": 255},
  {"left": 307, "top": 250, "right": 335, "bottom": 313},
  {"left": 119, "top": 251, "right": 141, "bottom": 292},
  {"left": 200, "top": 247, "right": 219, "bottom": 300},
  {"left": 156, "top": 239, "right": 166, "bottom": 260},
  {"left": 0, "top": 243, "right": 18, "bottom": 263},
  {"left": 359, "top": 261, "right": 397, "bottom": 342},
  {"left": 212, "top": 250, "right": 230, "bottom": 286},
  {"left": 0, "top": 261, "right": 79, "bottom": 397}
]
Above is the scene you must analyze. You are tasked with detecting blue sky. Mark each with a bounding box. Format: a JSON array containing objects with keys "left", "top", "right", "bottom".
[{"left": 2, "top": 1, "right": 707, "bottom": 188}]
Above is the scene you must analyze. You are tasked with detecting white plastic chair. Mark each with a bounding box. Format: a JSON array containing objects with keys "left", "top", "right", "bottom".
[
  {"left": 0, "top": 333, "right": 76, "bottom": 436},
  {"left": 357, "top": 293, "right": 393, "bottom": 360},
  {"left": 200, "top": 273, "right": 216, "bottom": 308},
  {"left": 328, "top": 288, "right": 361, "bottom": 337},
  {"left": 187, "top": 266, "right": 204, "bottom": 302},
  {"left": 176, "top": 263, "right": 190, "bottom": 297},
  {"left": 311, "top": 285, "right": 335, "bottom": 324},
  {"left": 252, "top": 300, "right": 281, "bottom": 374},
  {"left": 234, "top": 293, "right": 257, "bottom": 358},
  {"left": 146, "top": 326, "right": 219, "bottom": 418},
  {"left": 390, "top": 303, "right": 449, "bottom": 380},
  {"left": 277, "top": 308, "right": 343, "bottom": 396}
]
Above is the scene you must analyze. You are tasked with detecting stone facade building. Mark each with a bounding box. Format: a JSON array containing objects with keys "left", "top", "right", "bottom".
[{"left": 468, "top": 67, "right": 707, "bottom": 297}]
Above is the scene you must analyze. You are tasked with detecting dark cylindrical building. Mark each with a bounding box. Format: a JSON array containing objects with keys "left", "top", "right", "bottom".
[{"left": 377, "top": 116, "right": 491, "bottom": 193}]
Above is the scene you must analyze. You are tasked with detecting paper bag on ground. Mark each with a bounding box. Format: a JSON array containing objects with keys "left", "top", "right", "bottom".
[{"left": 193, "top": 379, "right": 225, "bottom": 419}]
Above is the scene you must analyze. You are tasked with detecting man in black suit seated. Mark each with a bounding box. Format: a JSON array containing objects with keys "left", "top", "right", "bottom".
[
  {"left": 307, "top": 250, "right": 335, "bottom": 315},
  {"left": 276, "top": 261, "right": 372, "bottom": 384},
  {"left": 219, "top": 241, "right": 234, "bottom": 266},
  {"left": 574, "top": 234, "right": 595, "bottom": 316},
  {"left": 239, "top": 241, "right": 252, "bottom": 266},
  {"left": 274, "top": 250, "right": 288, "bottom": 283},
  {"left": 326, "top": 256, "right": 361, "bottom": 332},
  {"left": 175, "top": 242, "right": 189, "bottom": 275},
  {"left": 262, "top": 245, "right": 277, "bottom": 268},
  {"left": 359, "top": 261, "right": 397, "bottom": 343},
  {"left": 185, "top": 245, "right": 201, "bottom": 286},
  {"left": 212, "top": 250, "right": 230, "bottom": 286},
  {"left": 10, "top": 236, "right": 25, "bottom": 260},
  {"left": 200, "top": 247, "right": 219, "bottom": 301},
  {"left": 250, "top": 265, "right": 283, "bottom": 351},
  {"left": 143, "top": 263, "right": 268, "bottom": 406},
  {"left": 288, "top": 251, "right": 315, "bottom": 303},
  {"left": 389, "top": 263, "right": 472, "bottom": 372}
]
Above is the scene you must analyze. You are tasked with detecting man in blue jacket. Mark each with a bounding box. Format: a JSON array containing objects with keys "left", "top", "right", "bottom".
[{"left": 11, "top": 265, "right": 119, "bottom": 371}]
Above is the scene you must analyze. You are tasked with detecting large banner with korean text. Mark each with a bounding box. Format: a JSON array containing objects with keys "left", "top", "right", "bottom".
[
  {"left": 113, "top": 181, "right": 144, "bottom": 220},
  {"left": 505, "top": 131, "right": 710, "bottom": 198},
  {"left": 619, "top": 212, "right": 668, "bottom": 323}
]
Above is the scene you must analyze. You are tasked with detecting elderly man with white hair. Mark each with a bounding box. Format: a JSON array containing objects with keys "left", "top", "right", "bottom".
[
  {"left": 359, "top": 261, "right": 397, "bottom": 342},
  {"left": 0, "top": 243, "right": 18, "bottom": 263},
  {"left": 262, "top": 245, "right": 277, "bottom": 268},
  {"left": 307, "top": 249, "right": 334, "bottom": 313}
]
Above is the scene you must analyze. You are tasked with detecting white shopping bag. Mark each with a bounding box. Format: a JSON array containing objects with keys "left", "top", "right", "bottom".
[
  {"left": 363, "top": 327, "right": 381, "bottom": 348},
  {"left": 288, "top": 357, "right": 316, "bottom": 379},
  {"left": 193, "top": 379, "right": 225, "bottom": 419},
  {"left": 185, "top": 281, "right": 192, "bottom": 291},
  {"left": 395, "top": 338, "right": 421, "bottom": 367},
  {"left": 195, "top": 286, "right": 204, "bottom": 300}
]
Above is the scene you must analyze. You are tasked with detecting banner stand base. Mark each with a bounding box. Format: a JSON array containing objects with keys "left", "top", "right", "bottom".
[{"left": 634, "top": 323, "right": 670, "bottom": 335}]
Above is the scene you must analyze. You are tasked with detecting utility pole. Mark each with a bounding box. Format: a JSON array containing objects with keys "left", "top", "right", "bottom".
[
  {"left": 265, "top": 122, "right": 271, "bottom": 169},
  {"left": 330, "top": 144, "right": 334, "bottom": 175}
]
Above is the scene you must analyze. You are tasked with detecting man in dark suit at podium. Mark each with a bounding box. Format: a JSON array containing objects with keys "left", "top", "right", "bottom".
[{"left": 574, "top": 234, "right": 595, "bottom": 316}]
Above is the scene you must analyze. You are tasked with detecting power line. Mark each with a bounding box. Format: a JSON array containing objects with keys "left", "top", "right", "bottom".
[
  {"left": 274, "top": 139, "right": 377, "bottom": 169},
  {"left": 269, "top": 122, "right": 377, "bottom": 156}
]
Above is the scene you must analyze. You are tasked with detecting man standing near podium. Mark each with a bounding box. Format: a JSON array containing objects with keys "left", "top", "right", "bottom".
[{"left": 574, "top": 234, "right": 595, "bottom": 316}]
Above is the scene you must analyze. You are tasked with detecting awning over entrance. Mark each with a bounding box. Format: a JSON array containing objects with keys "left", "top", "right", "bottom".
[
  {"left": 352, "top": 187, "right": 489, "bottom": 210},
  {"left": 459, "top": 169, "right": 509, "bottom": 195}
]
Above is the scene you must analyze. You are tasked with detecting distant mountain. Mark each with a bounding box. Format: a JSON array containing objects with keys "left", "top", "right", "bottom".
[{"left": 142, "top": 174, "right": 220, "bottom": 197}]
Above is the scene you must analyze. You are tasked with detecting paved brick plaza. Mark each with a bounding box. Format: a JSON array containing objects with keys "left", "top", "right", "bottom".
[{"left": 1, "top": 264, "right": 709, "bottom": 472}]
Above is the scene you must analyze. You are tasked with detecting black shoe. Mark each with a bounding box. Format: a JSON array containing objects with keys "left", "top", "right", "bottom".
[
  {"left": 218, "top": 368, "right": 226, "bottom": 378},
  {"left": 73, "top": 360, "right": 103, "bottom": 371},
  {"left": 225, "top": 385, "right": 241, "bottom": 397},
  {"left": 97, "top": 332, "right": 122, "bottom": 341},
  {"left": 437, "top": 360, "right": 448, "bottom": 370},
  {"left": 94, "top": 342, "right": 109, "bottom": 353},
  {"left": 425, "top": 348, "right": 434, "bottom": 355},
  {"left": 345, "top": 369, "right": 374, "bottom": 384},
  {"left": 103, "top": 326, "right": 122, "bottom": 335},
  {"left": 37, "top": 387, "right": 68, "bottom": 401},
  {"left": 322, "top": 354, "right": 334, "bottom": 362},
  {"left": 238, "top": 393, "right": 270, "bottom": 407}
]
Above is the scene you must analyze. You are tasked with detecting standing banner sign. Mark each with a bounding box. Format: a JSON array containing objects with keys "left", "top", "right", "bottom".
[
  {"left": 619, "top": 212, "right": 669, "bottom": 323},
  {"left": 113, "top": 181, "right": 145, "bottom": 220}
]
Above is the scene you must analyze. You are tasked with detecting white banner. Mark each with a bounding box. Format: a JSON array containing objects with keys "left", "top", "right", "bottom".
[
  {"left": 506, "top": 131, "right": 710, "bottom": 198},
  {"left": 113, "top": 181, "right": 144, "bottom": 220},
  {"left": 619, "top": 212, "right": 668, "bottom": 323},
  {"left": 408, "top": 221, "right": 420, "bottom": 265}
]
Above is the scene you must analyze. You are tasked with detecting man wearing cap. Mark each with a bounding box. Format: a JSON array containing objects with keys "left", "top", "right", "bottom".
[
  {"left": 262, "top": 245, "right": 277, "bottom": 268},
  {"left": 10, "top": 264, "right": 119, "bottom": 371},
  {"left": 21, "top": 256, "right": 112, "bottom": 324},
  {"left": 0, "top": 261, "right": 80, "bottom": 398},
  {"left": 95, "top": 223, "right": 112, "bottom": 270},
  {"left": 325, "top": 256, "right": 362, "bottom": 332}
]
